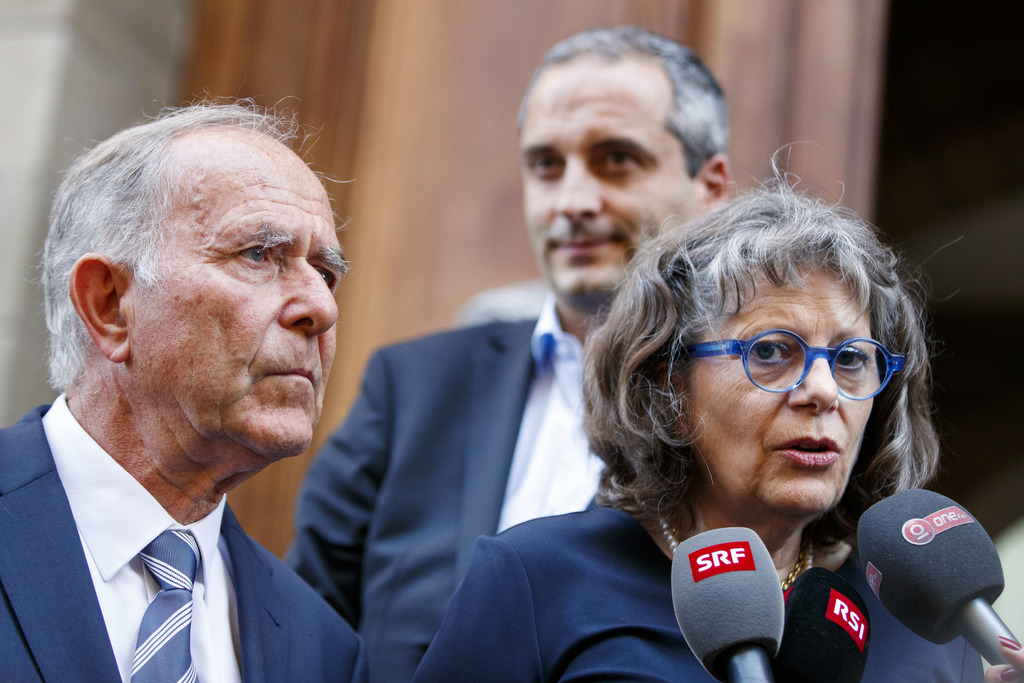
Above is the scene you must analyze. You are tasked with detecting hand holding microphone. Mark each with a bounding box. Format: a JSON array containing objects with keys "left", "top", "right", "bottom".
[
  {"left": 671, "top": 527, "right": 784, "bottom": 682},
  {"left": 857, "top": 488, "right": 1019, "bottom": 666},
  {"left": 984, "top": 640, "right": 1024, "bottom": 682}
]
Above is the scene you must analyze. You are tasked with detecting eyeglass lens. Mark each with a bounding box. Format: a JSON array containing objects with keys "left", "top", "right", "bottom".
[{"left": 746, "top": 332, "right": 885, "bottom": 399}]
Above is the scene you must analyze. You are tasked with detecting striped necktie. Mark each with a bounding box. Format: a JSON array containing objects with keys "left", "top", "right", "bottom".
[{"left": 132, "top": 529, "right": 200, "bottom": 683}]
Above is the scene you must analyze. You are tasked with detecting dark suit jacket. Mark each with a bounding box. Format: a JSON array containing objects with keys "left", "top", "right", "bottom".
[
  {"left": 0, "top": 406, "right": 367, "bottom": 682},
  {"left": 289, "top": 320, "right": 536, "bottom": 683}
]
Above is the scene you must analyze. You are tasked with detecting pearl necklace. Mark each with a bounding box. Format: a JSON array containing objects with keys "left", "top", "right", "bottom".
[
  {"left": 659, "top": 518, "right": 681, "bottom": 552},
  {"left": 658, "top": 518, "right": 812, "bottom": 589}
]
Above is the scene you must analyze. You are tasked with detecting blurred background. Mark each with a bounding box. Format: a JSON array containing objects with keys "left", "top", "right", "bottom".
[{"left": 2, "top": 0, "right": 1022, "bottom": 617}]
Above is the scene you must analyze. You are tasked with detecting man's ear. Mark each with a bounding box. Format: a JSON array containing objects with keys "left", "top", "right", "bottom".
[
  {"left": 695, "top": 153, "right": 734, "bottom": 212},
  {"left": 68, "top": 254, "right": 135, "bottom": 364}
]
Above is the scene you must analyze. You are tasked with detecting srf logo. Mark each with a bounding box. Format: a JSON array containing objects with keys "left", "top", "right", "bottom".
[
  {"left": 689, "top": 541, "right": 756, "bottom": 582},
  {"left": 902, "top": 505, "right": 974, "bottom": 546},
  {"left": 827, "top": 588, "right": 868, "bottom": 652}
]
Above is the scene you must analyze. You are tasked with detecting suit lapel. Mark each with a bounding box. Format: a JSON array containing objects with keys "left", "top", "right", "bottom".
[
  {"left": 0, "top": 415, "right": 120, "bottom": 681},
  {"left": 456, "top": 321, "right": 535, "bottom": 577},
  {"left": 222, "top": 507, "right": 286, "bottom": 683}
]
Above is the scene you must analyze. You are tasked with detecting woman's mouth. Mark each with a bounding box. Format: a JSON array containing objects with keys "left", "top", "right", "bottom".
[{"left": 780, "top": 438, "right": 839, "bottom": 466}]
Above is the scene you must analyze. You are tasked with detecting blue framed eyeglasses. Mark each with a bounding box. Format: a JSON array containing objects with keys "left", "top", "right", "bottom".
[{"left": 685, "top": 329, "right": 905, "bottom": 400}]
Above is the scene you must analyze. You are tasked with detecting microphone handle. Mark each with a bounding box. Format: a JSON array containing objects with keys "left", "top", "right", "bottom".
[
  {"left": 725, "top": 644, "right": 774, "bottom": 683},
  {"left": 954, "top": 597, "right": 1017, "bottom": 666}
]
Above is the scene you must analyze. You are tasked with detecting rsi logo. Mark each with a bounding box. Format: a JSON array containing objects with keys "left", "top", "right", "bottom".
[
  {"left": 902, "top": 505, "right": 974, "bottom": 546},
  {"left": 689, "top": 541, "right": 756, "bottom": 582},
  {"left": 827, "top": 588, "right": 868, "bottom": 652}
]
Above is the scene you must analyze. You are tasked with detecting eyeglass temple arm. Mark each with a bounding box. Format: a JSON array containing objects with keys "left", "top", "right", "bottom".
[{"left": 685, "top": 340, "right": 744, "bottom": 358}]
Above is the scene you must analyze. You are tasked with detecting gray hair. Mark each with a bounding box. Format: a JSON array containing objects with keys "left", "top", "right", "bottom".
[
  {"left": 583, "top": 178, "right": 938, "bottom": 548},
  {"left": 518, "top": 26, "right": 728, "bottom": 177},
  {"left": 42, "top": 100, "right": 303, "bottom": 392}
]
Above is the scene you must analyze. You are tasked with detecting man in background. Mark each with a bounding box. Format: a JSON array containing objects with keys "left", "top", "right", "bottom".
[
  {"left": 0, "top": 101, "right": 365, "bottom": 682},
  {"left": 290, "top": 26, "right": 732, "bottom": 682}
]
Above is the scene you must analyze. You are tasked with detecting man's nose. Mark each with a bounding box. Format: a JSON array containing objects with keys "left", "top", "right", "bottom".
[
  {"left": 281, "top": 262, "right": 339, "bottom": 337},
  {"left": 555, "top": 158, "right": 601, "bottom": 219}
]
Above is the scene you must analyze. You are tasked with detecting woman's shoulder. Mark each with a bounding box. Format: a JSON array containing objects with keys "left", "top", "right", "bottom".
[
  {"left": 499, "top": 506, "right": 646, "bottom": 546},
  {"left": 487, "top": 506, "right": 661, "bottom": 574}
]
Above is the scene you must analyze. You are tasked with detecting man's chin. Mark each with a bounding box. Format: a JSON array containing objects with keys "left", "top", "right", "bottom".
[
  {"left": 555, "top": 285, "right": 617, "bottom": 317},
  {"left": 230, "top": 414, "right": 315, "bottom": 464}
]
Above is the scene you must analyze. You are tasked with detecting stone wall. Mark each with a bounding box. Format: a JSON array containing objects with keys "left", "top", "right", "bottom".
[{"left": 0, "top": 0, "right": 194, "bottom": 425}]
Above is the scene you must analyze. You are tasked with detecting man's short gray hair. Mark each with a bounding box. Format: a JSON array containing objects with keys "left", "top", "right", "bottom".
[
  {"left": 518, "top": 26, "right": 728, "bottom": 177},
  {"left": 42, "top": 100, "right": 302, "bottom": 392}
]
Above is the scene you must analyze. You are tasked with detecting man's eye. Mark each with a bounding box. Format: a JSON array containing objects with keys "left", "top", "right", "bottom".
[
  {"left": 601, "top": 149, "right": 639, "bottom": 171},
  {"left": 319, "top": 269, "right": 336, "bottom": 289},
  {"left": 244, "top": 246, "right": 267, "bottom": 263},
  {"left": 529, "top": 155, "right": 563, "bottom": 178}
]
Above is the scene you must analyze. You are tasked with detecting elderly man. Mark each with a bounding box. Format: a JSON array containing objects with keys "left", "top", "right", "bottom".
[
  {"left": 290, "top": 26, "right": 733, "bottom": 682},
  {"left": 0, "top": 102, "right": 365, "bottom": 682}
]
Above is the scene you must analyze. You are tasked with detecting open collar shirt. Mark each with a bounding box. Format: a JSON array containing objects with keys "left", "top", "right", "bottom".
[{"left": 497, "top": 296, "right": 604, "bottom": 532}]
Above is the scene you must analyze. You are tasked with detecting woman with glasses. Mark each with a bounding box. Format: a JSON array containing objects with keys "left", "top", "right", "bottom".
[{"left": 413, "top": 180, "right": 984, "bottom": 681}]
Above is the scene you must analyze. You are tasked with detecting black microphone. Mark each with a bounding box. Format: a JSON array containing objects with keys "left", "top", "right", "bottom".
[
  {"left": 857, "top": 488, "right": 1017, "bottom": 665},
  {"left": 773, "top": 567, "right": 870, "bottom": 682},
  {"left": 671, "top": 527, "right": 784, "bottom": 682}
]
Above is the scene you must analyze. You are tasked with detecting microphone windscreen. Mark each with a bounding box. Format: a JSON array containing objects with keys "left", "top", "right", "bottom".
[
  {"left": 671, "top": 527, "right": 784, "bottom": 681},
  {"left": 774, "top": 567, "right": 870, "bottom": 683},
  {"left": 856, "top": 488, "right": 1004, "bottom": 643}
]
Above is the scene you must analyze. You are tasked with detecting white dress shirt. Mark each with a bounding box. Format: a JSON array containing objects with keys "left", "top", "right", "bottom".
[
  {"left": 497, "top": 296, "right": 604, "bottom": 532},
  {"left": 43, "top": 394, "right": 242, "bottom": 683}
]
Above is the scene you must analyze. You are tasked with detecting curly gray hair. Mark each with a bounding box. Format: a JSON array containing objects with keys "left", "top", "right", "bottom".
[{"left": 583, "top": 178, "right": 938, "bottom": 548}]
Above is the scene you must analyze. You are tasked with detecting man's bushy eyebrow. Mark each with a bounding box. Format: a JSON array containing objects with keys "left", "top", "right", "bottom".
[
  {"left": 254, "top": 225, "right": 295, "bottom": 247},
  {"left": 321, "top": 245, "right": 349, "bottom": 276},
  {"left": 253, "top": 224, "right": 347, "bottom": 274}
]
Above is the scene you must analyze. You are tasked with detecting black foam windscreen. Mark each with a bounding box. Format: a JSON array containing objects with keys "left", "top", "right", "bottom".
[
  {"left": 671, "top": 527, "right": 785, "bottom": 681},
  {"left": 773, "top": 567, "right": 870, "bottom": 683},
  {"left": 856, "top": 488, "right": 1004, "bottom": 643}
]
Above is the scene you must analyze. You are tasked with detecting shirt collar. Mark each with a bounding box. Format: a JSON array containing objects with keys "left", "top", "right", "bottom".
[
  {"left": 43, "top": 394, "right": 226, "bottom": 582},
  {"left": 531, "top": 295, "right": 583, "bottom": 372}
]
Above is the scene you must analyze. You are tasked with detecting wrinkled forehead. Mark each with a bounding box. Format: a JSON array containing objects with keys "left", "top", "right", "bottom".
[
  {"left": 167, "top": 128, "right": 328, "bottom": 209},
  {"left": 164, "top": 126, "right": 313, "bottom": 189},
  {"left": 159, "top": 127, "right": 335, "bottom": 244},
  {"left": 713, "top": 266, "right": 869, "bottom": 326}
]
